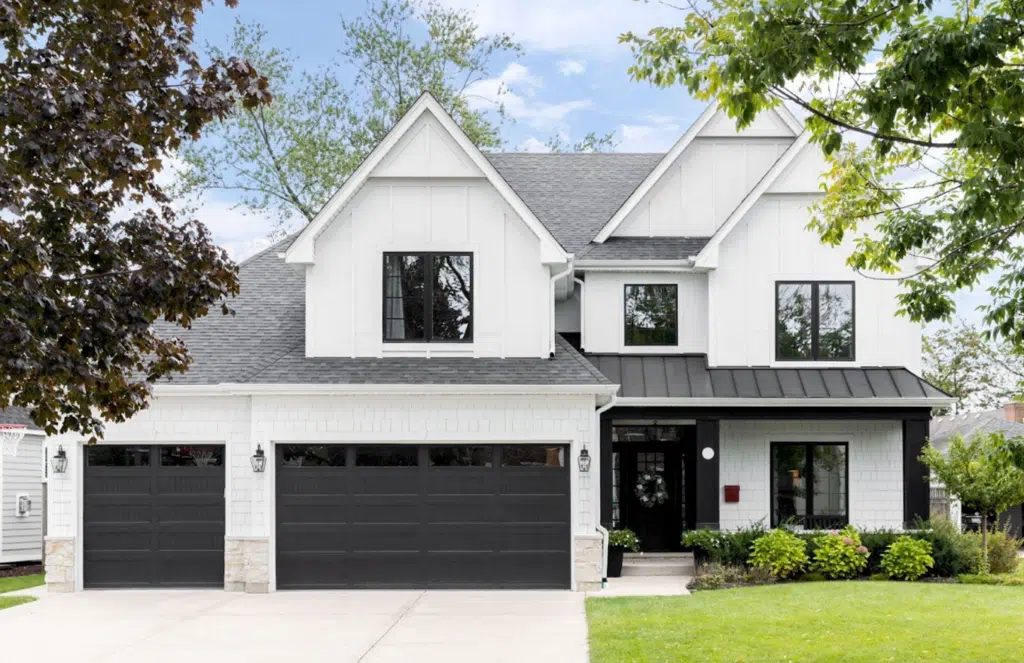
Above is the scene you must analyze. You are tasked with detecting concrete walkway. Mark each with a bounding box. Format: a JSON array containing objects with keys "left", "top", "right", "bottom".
[{"left": 0, "top": 589, "right": 589, "bottom": 663}]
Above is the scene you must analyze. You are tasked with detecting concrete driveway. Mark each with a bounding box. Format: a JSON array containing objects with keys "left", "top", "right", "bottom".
[{"left": 0, "top": 589, "right": 589, "bottom": 663}]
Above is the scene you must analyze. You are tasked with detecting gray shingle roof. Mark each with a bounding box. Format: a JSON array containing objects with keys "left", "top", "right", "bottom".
[
  {"left": 0, "top": 406, "right": 32, "bottom": 426},
  {"left": 929, "top": 410, "right": 1024, "bottom": 450},
  {"left": 155, "top": 237, "right": 610, "bottom": 387},
  {"left": 485, "top": 153, "right": 664, "bottom": 254},
  {"left": 577, "top": 236, "right": 711, "bottom": 261},
  {"left": 587, "top": 354, "right": 949, "bottom": 400}
]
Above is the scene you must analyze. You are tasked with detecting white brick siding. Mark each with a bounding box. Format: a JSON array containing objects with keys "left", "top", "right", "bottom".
[{"left": 719, "top": 420, "right": 904, "bottom": 531}]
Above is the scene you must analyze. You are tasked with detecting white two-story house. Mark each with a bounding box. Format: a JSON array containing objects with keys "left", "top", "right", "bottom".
[{"left": 39, "top": 93, "right": 952, "bottom": 593}]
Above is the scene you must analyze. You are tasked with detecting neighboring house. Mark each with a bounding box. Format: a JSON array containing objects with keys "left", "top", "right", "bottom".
[
  {"left": 0, "top": 406, "right": 44, "bottom": 564},
  {"left": 42, "top": 92, "right": 952, "bottom": 593},
  {"left": 929, "top": 403, "right": 1024, "bottom": 537}
]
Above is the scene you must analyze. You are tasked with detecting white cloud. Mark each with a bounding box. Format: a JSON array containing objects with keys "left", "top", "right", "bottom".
[
  {"left": 558, "top": 59, "right": 586, "bottom": 76},
  {"left": 520, "top": 137, "right": 553, "bottom": 152},
  {"left": 465, "top": 63, "right": 592, "bottom": 128},
  {"left": 644, "top": 114, "right": 675, "bottom": 125},
  {"left": 617, "top": 122, "right": 681, "bottom": 152},
  {"left": 436, "top": 0, "right": 683, "bottom": 54}
]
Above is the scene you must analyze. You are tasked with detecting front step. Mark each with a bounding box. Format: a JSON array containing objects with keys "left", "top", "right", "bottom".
[{"left": 621, "top": 552, "right": 695, "bottom": 577}]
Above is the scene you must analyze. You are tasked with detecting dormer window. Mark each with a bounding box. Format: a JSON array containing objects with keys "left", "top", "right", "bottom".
[
  {"left": 383, "top": 253, "right": 473, "bottom": 342},
  {"left": 776, "top": 281, "right": 854, "bottom": 361}
]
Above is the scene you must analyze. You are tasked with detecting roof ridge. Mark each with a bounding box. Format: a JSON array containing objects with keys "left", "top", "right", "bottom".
[{"left": 238, "top": 232, "right": 300, "bottom": 268}]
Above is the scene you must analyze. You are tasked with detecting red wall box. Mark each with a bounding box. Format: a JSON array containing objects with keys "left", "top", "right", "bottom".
[{"left": 724, "top": 485, "right": 740, "bottom": 503}]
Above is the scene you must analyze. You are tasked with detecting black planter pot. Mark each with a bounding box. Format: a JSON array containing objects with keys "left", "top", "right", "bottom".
[{"left": 608, "top": 546, "right": 625, "bottom": 578}]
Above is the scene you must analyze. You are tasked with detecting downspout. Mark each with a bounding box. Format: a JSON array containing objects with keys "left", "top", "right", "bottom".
[
  {"left": 593, "top": 393, "right": 618, "bottom": 585},
  {"left": 573, "top": 276, "right": 586, "bottom": 352},
  {"left": 549, "top": 257, "right": 575, "bottom": 357}
]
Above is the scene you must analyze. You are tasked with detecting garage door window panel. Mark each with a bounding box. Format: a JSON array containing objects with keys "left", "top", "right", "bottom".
[
  {"left": 429, "top": 445, "right": 493, "bottom": 467},
  {"left": 160, "top": 445, "right": 224, "bottom": 467},
  {"left": 281, "top": 444, "right": 346, "bottom": 467},
  {"left": 87, "top": 445, "right": 150, "bottom": 466},
  {"left": 501, "top": 445, "right": 565, "bottom": 467},
  {"left": 356, "top": 445, "right": 419, "bottom": 466}
]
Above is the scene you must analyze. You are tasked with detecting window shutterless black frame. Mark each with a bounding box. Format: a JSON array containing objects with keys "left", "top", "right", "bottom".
[
  {"left": 769, "top": 441, "right": 850, "bottom": 528},
  {"left": 623, "top": 283, "right": 679, "bottom": 347},
  {"left": 382, "top": 252, "right": 474, "bottom": 343},
  {"left": 774, "top": 281, "right": 855, "bottom": 361}
]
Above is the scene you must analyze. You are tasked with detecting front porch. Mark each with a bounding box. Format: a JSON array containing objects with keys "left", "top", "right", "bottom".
[{"left": 599, "top": 407, "right": 933, "bottom": 547}]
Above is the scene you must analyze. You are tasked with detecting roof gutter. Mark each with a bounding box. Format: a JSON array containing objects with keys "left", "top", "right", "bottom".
[
  {"left": 575, "top": 259, "right": 701, "bottom": 273},
  {"left": 152, "top": 383, "right": 622, "bottom": 397},
  {"left": 613, "top": 396, "right": 956, "bottom": 408}
]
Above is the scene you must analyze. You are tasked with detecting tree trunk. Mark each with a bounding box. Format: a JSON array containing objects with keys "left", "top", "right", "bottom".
[{"left": 981, "top": 512, "right": 990, "bottom": 573}]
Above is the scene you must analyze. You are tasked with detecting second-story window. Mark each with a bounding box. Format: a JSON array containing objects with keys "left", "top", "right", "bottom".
[
  {"left": 383, "top": 253, "right": 472, "bottom": 342},
  {"left": 776, "top": 282, "right": 854, "bottom": 361},
  {"left": 624, "top": 284, "right": 678, "bottom": 346}
]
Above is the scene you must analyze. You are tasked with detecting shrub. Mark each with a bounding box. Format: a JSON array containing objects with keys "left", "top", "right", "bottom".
[
  {"left": 681, "top": 529, "right": 725, "bottom": 562},
  {"left": 859, "top": 529, "right": 901, "bottom": 574},
  {"left": 984, "top": 529, "right": 1020, "bottom": 575},
  {"left": 717, "top": 521, "right": 768, "bottom": 566},
  {"left": 749, "top": 529, "right": 808, "bottom": 578},
  {"left": 690, "top": 563, "right": 746, "bottom": 591},
  {"left": 916, "top": 517, "right": 982, "bottom": 577},
  {"left": 797, "top": 571, "right": 826, "bottom": 582},
  {"left": 744, "top": 565, "right": 776, "bottom": 585},
  {"left": 880, "top": 536, "right": 934, "bottom": 581},
  {"left": 812, "top": 526, "right": 870, "bottom": 579},
  {"left": 608, "top": 528, "right": 640, "bottom": 552}
]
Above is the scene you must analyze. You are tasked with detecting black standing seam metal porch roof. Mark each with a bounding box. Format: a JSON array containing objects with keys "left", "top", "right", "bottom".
[{"left": 586, "top": 354, "right": 950, "bottom": 400}]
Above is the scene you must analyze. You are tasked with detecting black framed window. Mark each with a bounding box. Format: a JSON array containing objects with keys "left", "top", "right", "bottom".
[
  {"left": 624, "top": 284, "right": 678, "bottom": 346},
  {"left": 383, "top": 252, "right": 472, "bottom": 342},
  {"left": 776, "top": 281, "right": 854, "bottom": 360},
  {"left": 770, "top": 442, "right": 848, "bottom": 529}
]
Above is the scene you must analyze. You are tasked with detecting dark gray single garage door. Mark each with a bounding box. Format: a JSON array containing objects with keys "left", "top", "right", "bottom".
[
  {"left": 83, "top": 445, "right": 225, "bottom": 588},
  {"left": 276, "top": 444, "right": 571, "bottom": 589}
]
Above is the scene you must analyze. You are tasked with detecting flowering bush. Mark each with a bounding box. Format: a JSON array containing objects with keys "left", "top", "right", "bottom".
[
  {"left": 812, "top": 526, "right": 870, "bottom": 579},
  {"left": 880, "top": 536, "right": 934, "bottom": 581},
  {"left": 748, "top": 529, "right": 808, "bottom": 578},
  {"left": 608, "top": 528, "right": 640, "bottom": 552}
]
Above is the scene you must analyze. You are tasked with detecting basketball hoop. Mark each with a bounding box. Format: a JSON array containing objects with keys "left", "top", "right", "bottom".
[{"left": 0, "top": 424, "right": 27, "bottom": 456}]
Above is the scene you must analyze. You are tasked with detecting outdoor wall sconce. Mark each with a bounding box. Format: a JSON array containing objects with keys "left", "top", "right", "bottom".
[
  {"left": 251, "top": 444, "right": 266, "bottom": 473},
  {"left": 701, "top": 446, "right": 716, "bottom": 460},
  {"left": 51, "top": 446, "right": 68, "bottom": 474},
  {"left": 578, "top": 447, "right": 591, "bottom": 473}
]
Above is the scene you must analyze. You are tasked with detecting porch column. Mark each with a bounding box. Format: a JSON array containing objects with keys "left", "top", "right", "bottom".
[
  {"left": 903, "top": 418, "right": 930, "bottom": 527},
  {"left": 600, "top": 417, "right": 613, "bottom": 527},
  {"left": 695, "top": 419, "right": 720, "bottom": 529}
]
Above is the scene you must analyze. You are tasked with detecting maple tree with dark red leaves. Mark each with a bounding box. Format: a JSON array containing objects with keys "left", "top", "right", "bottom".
[{"left": 0, "top": 1, "right": 270, "bottom": 440}]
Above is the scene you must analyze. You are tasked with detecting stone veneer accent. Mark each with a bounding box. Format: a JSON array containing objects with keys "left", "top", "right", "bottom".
[
  {"left": 225, "top": 538, "right": 270, "bottom": 593},
  {"left": 574, "top": 535, "right": 603, "bottom": 591},
  {"left": 44, "top": 537, "right": 75, "bottom": 593}
]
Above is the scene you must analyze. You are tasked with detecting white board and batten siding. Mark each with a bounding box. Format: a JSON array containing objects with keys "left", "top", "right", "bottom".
[
  {"left": 305, "top": 113, "right": 551, "bottom": 359},
  {"left": 583, "top": 272, "right": 709, "bottom": 355},
  {"left": 0, "top": 432, "right": 44, "bottom": 563},
  {"left": 613, "top": 109, "right": 796, "bottom": 238}
]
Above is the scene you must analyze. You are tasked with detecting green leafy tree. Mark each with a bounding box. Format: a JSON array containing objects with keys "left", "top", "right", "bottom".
[
  {"left": 923, "top": 323, "right": 1024, "bottom": 413},
  {"left": 622, "top": 1, "right": 1024, "bottom": 347},
  {"left": 0, "top": 0, "right": 269, "bottom": 439},
  {"left": 179, "top": 0, "right": 520, "bottom": 235},
  {"left": 922, "top": 432, "right": 1024, "bottom": 568},
  {"left": 544, "top": 131, "right": 618, "bottom": 153}
]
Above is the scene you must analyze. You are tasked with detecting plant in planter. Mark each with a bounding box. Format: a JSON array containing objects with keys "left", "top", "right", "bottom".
[
  {"left": 682, "top": 528, "right": 726, "bottom": 566},
  {"left": 607, "top": 529, "right": 640, "bottom": 578}
]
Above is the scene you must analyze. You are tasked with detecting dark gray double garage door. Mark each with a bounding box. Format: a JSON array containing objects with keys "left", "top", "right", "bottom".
[
  {"left": 83, "top": 445, "right": 226, "bottom": 588},
  {"left": 83, "top": 443, "right": 570, "bottom": 589},
  {"left": 276, "top": 443, "right": 571, "bottom": 589}
]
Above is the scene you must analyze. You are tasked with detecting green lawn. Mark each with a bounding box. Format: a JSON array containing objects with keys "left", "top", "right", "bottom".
[
  {"left": 586, "top": 582, "right": 1024, "bottom": 663},
  {"left": 0, "top": 596, "right": 34, "bottom": 611},
  {"left": 0, "top": 574, "right": 44, "bottom": 594}
]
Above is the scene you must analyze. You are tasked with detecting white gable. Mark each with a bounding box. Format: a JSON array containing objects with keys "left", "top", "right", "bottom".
[
  {"left": 766, "top": 146, "right": 829, "bottom": 193},
  {"left": 612, "top": 136, "right": 791, "bottom": 238},
  {"left": 373, "top": 112, "right": 483, "bottom": 178},
  {"left": 697, "top": 107, "right": 799, "bottom": 138}
]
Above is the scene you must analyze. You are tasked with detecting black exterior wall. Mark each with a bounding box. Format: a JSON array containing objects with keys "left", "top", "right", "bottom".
[
  {"left": 599, "top": 406, "right": 933, "bottom": 532},
  {"left": 694, "top": 419, "right": 720, "bottom": 529},
  {"left": 902, "top": 419, "right": 931, "bottom": 527}
]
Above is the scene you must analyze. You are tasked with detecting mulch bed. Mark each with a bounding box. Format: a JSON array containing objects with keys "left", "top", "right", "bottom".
[{"left": 0, "top": 563, "right": 43, "bottom": 579}]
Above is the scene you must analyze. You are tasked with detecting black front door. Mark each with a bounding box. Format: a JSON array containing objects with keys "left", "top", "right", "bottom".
[
  {"left": 614, "top": 424, "right": 696, "bottom": 552},
  {"left": 625, "top": 446, "right": 682, "bottom": 551}
]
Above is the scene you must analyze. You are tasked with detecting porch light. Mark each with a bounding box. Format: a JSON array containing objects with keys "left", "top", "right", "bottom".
[
  {"left": 578, "top": 447, "right": 591, "bottom": 473},
  {"left": 251, "top": 445, "right": 266, "bottom": 473},
  {"left": 701, "top": 447, "right": 716, "bottom": 460},
  {"left": 51, "top": 446, "right": 68, "bottom": 474}
]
